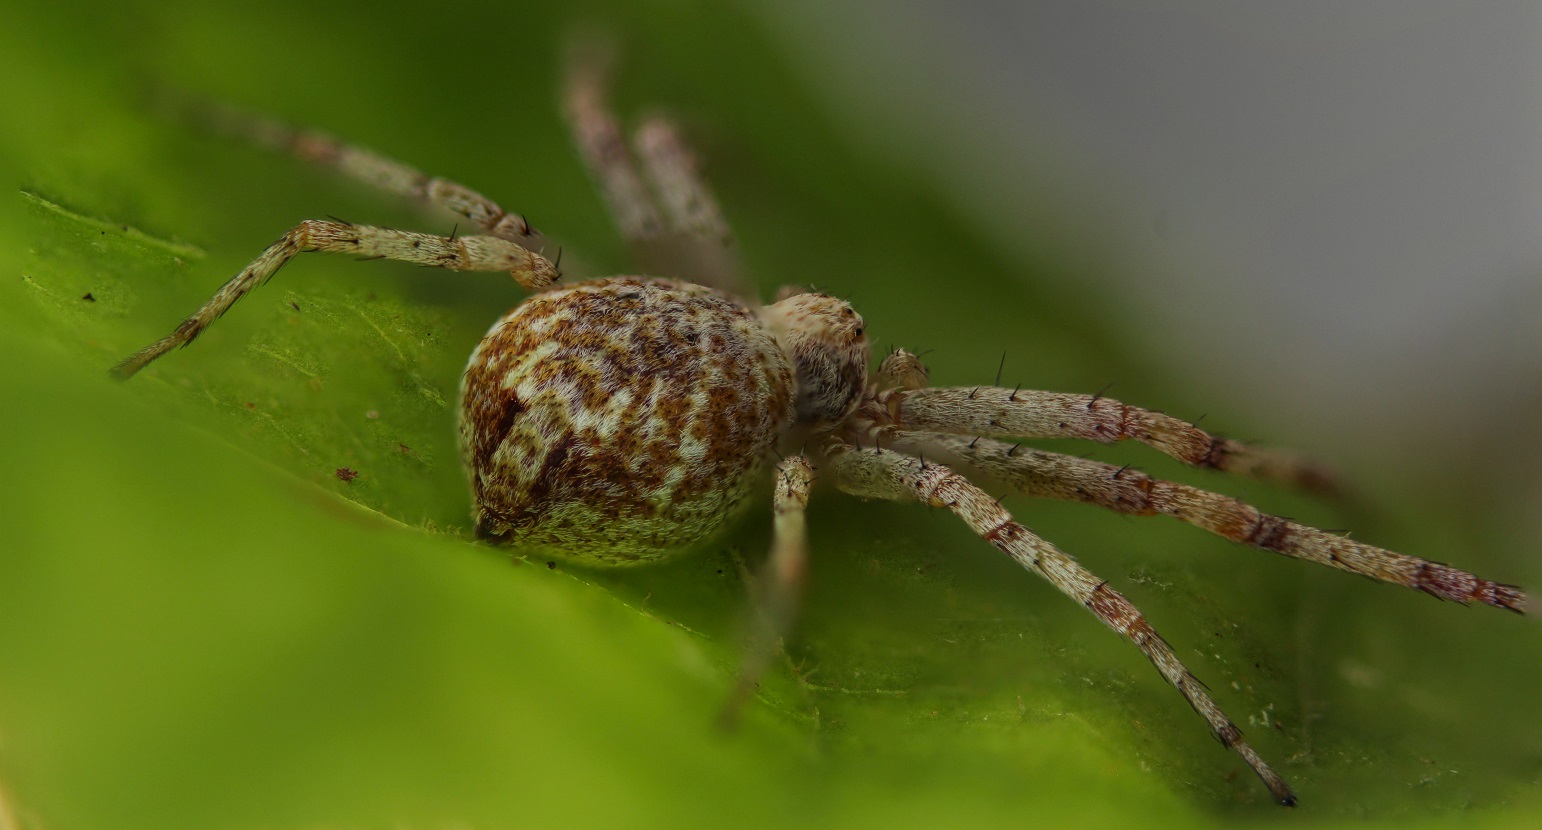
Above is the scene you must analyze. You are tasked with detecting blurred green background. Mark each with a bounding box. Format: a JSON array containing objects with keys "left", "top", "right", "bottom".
[{"left": 2, "top": 1, "right": 1538, "bottom": 828}]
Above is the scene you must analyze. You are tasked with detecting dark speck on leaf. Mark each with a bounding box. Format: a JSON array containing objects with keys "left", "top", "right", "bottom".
[
  {"left": 335, "top": 467, "right": 359, "bottom": 482},
  {"left": 81, "top": 292, "right": 95, "bottom": 302},
  {"left": 546, "top": 561, "right": 556, "bottom": 570}
]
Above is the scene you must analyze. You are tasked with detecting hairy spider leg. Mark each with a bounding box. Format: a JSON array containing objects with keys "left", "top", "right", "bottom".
[
  {"left": 886, "top": 386, "right": 1343, "bottom": 497},
  {"left": 113, "top": 219, "right": 556, "bottom": 379},
  {"left": 722, "top": 454, "right": 815, "bottom": 725},
  {"left": 563, "top": 38, "right": 750, "bottom": 298},
  {"left": 916, "top": 432, "right": 1524, "bottom": 612},
  {"left": 827, "top": 440, "right": 1297, "bottom": 806},
  {"left": 179, "top": 98, "right": 548, "bottom": 252}
]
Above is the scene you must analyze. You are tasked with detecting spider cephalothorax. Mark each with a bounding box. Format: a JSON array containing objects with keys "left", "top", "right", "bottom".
[
  {"left": 758, "top": 291, "right": 869, "bottom": 429},
  {"left": 112, "top": 50, "right": 1526, "bottom": 807}
]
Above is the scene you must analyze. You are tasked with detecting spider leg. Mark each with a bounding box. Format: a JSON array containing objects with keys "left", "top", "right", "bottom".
[
  {"left": 179, "top": 99, "right": 546, "bottom": 251},
  {"left": 825, "top": 440, "right": 1297, "bottom": 806},
  {"left": 914, "top": 432, "right": 1525, "bottom": 612},
  {"left": 563, "top": 41, "right": 662, "bottom": 244},
  {"left": 633, "top": 114, "right": 750, "bottom": 296},
  {"left": 633, "top": 115, "right": 732, "bottom": 246},
  {"left": 562, "top": 40, "right": 751, "bottom": 297},
  {"left": 722, "top": 455, "right": 815, "bottom": 724},
  {"left": 883, "top": 386, "right": 1342, "bottom": 497},
  {"left": 112, "top": 219, "right": 557, "bottom": 379}
]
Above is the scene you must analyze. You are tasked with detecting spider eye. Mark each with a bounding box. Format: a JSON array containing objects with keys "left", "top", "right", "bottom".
[{"left": 854, "top": 327, "right": 864, "bottom": 336}]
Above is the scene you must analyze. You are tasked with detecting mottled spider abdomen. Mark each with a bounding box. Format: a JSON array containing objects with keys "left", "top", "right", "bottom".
[{"left": 459, "top": 277, "right": 795, "bottom": 564}]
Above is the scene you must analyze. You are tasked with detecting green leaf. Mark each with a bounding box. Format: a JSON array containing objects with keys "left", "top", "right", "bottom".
[{"left": 4, "top": 2, "right": 1538, "bottom": 828}]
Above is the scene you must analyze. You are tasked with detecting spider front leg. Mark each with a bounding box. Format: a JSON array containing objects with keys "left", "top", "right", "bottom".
[
  {"left": 825, "top": 440, "right": 1296, "bottom": 805},
  {"left": 113, "top": 219, "right": 557, "bottom": 379},
  {"left": 882, "top": 385, "right": 1342, "bottom": 497},
  {"left": 915, "top": 432, "right": 1525, "bottom": 612},
  {"left": 722, "top": 455, "right": 815, "bottom": 724}
]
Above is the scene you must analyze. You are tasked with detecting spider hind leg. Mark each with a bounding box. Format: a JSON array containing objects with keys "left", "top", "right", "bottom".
[
  {"left": 113, "top": 219, "right": 556, "bottom": 379},
  {"left": 173, "top": 97, "right": 548, "bottom": 252},
  {"left": 562, "top": 38, "right": 751, "bottom": 298}
]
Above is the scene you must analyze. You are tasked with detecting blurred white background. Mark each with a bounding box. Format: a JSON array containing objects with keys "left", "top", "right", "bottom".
[{"left": 752, "top": 1, "right": 1542, "bottom": 491}]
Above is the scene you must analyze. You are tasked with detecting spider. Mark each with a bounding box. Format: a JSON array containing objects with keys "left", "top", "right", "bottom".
[{"left": 112, "top": 47, "right": 1527, "bottom": 807}]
